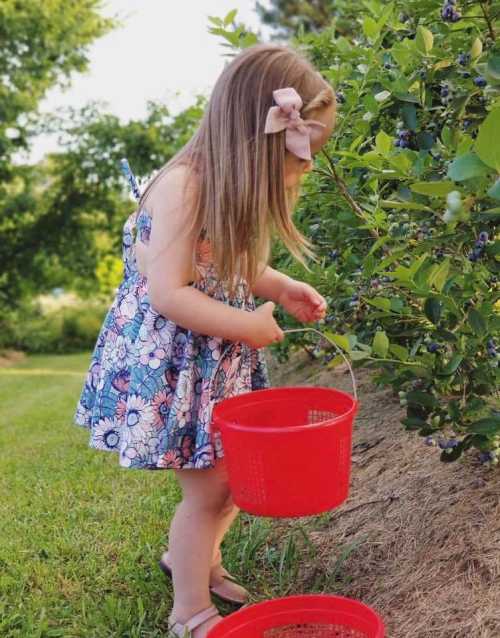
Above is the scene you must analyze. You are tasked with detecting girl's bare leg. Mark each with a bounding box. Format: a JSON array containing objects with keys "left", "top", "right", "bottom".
[{"left": 167, "top": 459, "right": 233, "bottom": 637}]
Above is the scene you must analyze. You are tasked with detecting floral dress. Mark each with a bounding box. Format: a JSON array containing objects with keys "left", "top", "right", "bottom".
[{"left": 74, "top": 201, "right": 270, "bottom": 470}]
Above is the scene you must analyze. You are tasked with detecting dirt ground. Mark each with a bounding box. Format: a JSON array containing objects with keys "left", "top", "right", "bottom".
[{"left": 266, "top": 349, "right": 500, "bottom": 638}]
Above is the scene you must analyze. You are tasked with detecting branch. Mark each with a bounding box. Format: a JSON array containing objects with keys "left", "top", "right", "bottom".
[
  {"left": 480, "top": 2, "right": 496, "bottom": 40},
  {"left": 317, "top": 154, "right": 380, "bottom": 240}
]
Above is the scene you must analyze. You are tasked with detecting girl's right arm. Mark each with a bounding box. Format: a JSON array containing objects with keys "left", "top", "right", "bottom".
[{"left": 145, "top": 166, "right": 284, "bottom": 349}]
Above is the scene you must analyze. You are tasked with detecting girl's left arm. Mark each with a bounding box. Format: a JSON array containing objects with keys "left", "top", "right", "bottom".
[{"left": 251, "top": 265, "right": 294, "bottom": 304}]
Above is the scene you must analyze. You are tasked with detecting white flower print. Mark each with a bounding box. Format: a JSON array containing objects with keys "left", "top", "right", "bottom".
[
  {"left": 126, "top": 394, "right": 154, "bottom": 428},
  {"left": 139, "top": 342, "right": 167, "bottom": 369},
  {"left": 93, "top": 417, "right": 121, "bottom": 450}
]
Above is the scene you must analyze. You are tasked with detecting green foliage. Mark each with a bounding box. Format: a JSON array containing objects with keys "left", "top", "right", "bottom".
[
  {"left": 0, "top": 301, "right": 107, "bottom": 354},
  {"left": 0, "top": 0, "right": 114, "bottom": 178},
  {"left": 219, "top": 1, "right": 500, "bottom": 465}
]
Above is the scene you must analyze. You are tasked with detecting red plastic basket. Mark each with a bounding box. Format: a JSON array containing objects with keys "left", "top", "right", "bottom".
[
  {"left": 211, "top": 329, "right": 358, "bottom": 518},
  {"left": 207, "top": 594, "right": 384, "bottom": 638}
]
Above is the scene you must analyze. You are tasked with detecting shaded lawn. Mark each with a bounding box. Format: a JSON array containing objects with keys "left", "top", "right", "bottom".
[{"left": 0, "top": 353, "right": 337, "bottom": 638}]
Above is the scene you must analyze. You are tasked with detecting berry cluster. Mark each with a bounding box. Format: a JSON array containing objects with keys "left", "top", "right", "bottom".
[
  {"left": 487, "top": 338, "right": 497, "bottom": 358},
  {"left": 416, "top": 221, "right": 433, "bottom": 241},
  {"left": 394, "top": 129, "right": 416, "bottom": 149},
  {"left": 438, "top": 438, "right": 459, "bottom": 450},
  {"left": 469, "top": 231, "right": 489, "bottom": 262},
  {"left": 441, "top": 0, "right": 461, "bottom": 22},
  {"left": 440, "top": 83, "right": 451, "bottom": 105},
  {"left": 473, "top": 76, "right": 487, "bottom": 88},
  {"left": 349, "top": 293, "right": 359, "bottom": 309},
  {"left": 479, "top": 451, "right": 498, "bottom": 465},
  {"left": 336, "top": 91, "right": 346, "bottom": 104},
  {"left": 457, "top": 52, "right": 470, "bottom": 66}
]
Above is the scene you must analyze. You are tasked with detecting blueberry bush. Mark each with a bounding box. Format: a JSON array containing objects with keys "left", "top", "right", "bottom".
[{"left": 214, "top": 1, "right": 500, "bottom": 466}]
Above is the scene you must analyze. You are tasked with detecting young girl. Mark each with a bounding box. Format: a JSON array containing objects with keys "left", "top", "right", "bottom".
[{"left": 74, "top": 42, "right": 336, "bottom": 637}]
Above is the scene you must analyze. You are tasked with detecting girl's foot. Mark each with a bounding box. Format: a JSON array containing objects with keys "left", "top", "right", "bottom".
[
  {"left": 168, "top": 605, "right": 222, "bottom": 638},
  {"left": 160, "top": 549, "right": 249, "bottom": 605}
]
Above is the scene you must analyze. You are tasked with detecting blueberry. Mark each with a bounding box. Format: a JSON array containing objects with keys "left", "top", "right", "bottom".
[
  {"left": 425, "top": 436, "right": 435, "bottom": 446},
  {"left": 436, "top": 248, "right": 445, "bottom": 259},
  {"left": 463, "top": 119, "right": 473, "bottom": 129},
  {"left": 457, "top": 53, "right": 470, "bottom": 66},
  {"left": 447, "top": 439, "right": 459, "bottom": 448},
  {"left": 394, "top": 139, "right": 401, "bottom": 147},
  {"left": 487, "top": 339, "right": 496, "bottom": 349},
  {"left": 438, "top": 439, "right": 448, "bottom": 450},
  {"left": 460, "top": 71, "right": 471, "bottom": 78},
  {"left": 479, "top": 451, "right": 494, "bottom": 463},
  {"left": 427, "top": 342, "right": 440, "bottom": 353},
  {"left": 384, "top": 62, "right": 392, "bottom": 69},
  {"left": 336, "top": 92, "right": 346, "bottom": 104},
  {"left": 479, "top": 231, "right": 489, "bottom": 242},
  {"left": 351, "top": 293, "right": 359, "bottom": 300},
  {"left": 329, "top": 250, "right": 339, "bottom": 261},
  {"left": 474, "top": 76, "right": 487, "bottom": 87},
  {"left": 325, "top": 313, "right": 336, "bottom": 324},
  {"left": 475, "top": 240, "right": 485, "bottom": 249},
  {"left": 469, "top": 252, "right": 479, "bottom": 262}
]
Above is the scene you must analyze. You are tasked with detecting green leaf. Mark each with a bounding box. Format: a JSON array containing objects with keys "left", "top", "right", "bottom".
[
  {"left": 375, "top": 130, "right": 393, "bottom": 156},
  {"left": 390, "top": 344, "right": 408, "bottom": 361},
  {"left": 415, "top": 26, "right": 434, "bottom": 54},
  {"left": 402, "top": 417, "right": 426, "bottom": 430},
  {"left": 350, "top": 350, "right": 370, "bottom": 361},
  {"left": 367, "top": 297, "right": 391, "bottom": 312},
  {"left": 468, "top": 309, "right": 487, "bottom": 336},
  {"left": 429, "top": 259, "right": 450, "bottom": 292},
  {"left": 471, "top": 37, "right": 483, "bottom": 59},
  {"left": 424, "top": 297, "right": 442, "bottom": 324},
  {"left": 439, "top": 354, "right": 463, "bottom": 376},
  {"left": 324, "top": 331, "right": 351, "bottom": 352},
  {"left": 208, "top": 15, "right": 223, "bottom": 26},
  {"left": 469, "top": 417, "right": 500, "bottom": 436},
  {"left": 475, "top": 108, "right": 500, "bottom": 171},
  {"left": 363, "top": 16, "right": 379, "bottom": 40},
  {"left": 372, "top": 331, "right": 389, "bottom": 357},
  {"left": 406, "top": 391, "right": 438, "bottom": 408},
  {"left": 487, "top": 179, "right": 500, "bottom": 201},
  {"left": 447, "top": 153, "right": 490, "bottom": 181},
  {"left": 223, "top": 9, "right": 238, "bottom": 25},
  {"left": 410, "top": 181, "right": 456, "bottom": 197},
  {"left": 486, "top": 54, "right": 500, "bottom": 83},
  {"left": 401, "top": 103, "right": 417, "bottom": 130}
]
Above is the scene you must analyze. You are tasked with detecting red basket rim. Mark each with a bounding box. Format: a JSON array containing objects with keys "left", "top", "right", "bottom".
[
  {"left": 207, "top": 594, "right": 385, "bottom": 636},
  {"left": 212, "top": 386, "right": 358, "bottom": 435}
]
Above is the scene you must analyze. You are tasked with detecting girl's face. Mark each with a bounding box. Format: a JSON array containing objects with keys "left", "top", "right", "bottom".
[{"left": 284, "top": 101, "right": 337, "bottom": 189}]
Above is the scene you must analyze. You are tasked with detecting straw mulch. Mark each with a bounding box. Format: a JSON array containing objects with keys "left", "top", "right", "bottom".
[{"left": 267, "top": 349, "right": 500, "bottom": 638}]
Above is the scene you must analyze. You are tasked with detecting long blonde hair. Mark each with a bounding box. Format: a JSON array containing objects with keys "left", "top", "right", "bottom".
[{"left": 138, "top": 43, "right": 335, "bottom": 296}]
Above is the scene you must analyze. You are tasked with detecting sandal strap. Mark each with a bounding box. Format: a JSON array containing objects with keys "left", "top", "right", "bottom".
[{"left": 176, "top": 605, "right": 220, "bottom": 633}]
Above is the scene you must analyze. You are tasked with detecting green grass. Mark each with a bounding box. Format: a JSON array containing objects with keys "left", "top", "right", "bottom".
[{"left": 0, "top": 353, "right": 354, "bottom": 637}]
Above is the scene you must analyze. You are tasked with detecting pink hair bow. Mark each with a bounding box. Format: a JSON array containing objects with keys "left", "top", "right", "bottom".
[{"left": 264, "top": 87, "right": 326, "bottom": 160}]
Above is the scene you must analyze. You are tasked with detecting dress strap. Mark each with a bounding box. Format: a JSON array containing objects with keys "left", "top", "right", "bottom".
[{"left": 120, "top": 157, "right": 142, "bottom": 202}]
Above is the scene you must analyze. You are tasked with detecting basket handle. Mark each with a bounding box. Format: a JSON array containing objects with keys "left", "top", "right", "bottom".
[{"left": 209, "top": 327, "right": 357, "bottom": 402}]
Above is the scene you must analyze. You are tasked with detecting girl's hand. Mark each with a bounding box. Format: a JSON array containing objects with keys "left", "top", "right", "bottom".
[
  {"left": 243, "top": 301, "right": 285, "bottom": 349},
  {"left": 278, "top": 280, "right": 327, "bottom": 323}
]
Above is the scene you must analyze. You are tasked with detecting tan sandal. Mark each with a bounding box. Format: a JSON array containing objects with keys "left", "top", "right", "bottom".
[
  {"left": 168, "top": 605, "right": 221, "bottom": 638},
  {"left": 159, "top": 551, "right": 249, "bottom": 606}
]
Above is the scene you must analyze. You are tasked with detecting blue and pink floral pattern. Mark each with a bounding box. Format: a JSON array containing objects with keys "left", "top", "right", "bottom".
[{"left": 74, "top": 206, "right": 270, "bottom": 469}]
